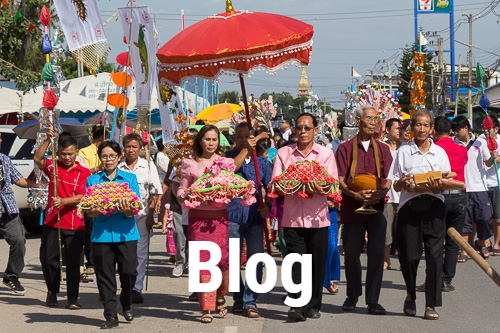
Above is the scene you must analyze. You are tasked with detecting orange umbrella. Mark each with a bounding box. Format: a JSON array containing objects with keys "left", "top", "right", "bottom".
[{"left": 196, "top": 103, "right": 242, "bottom": 124}]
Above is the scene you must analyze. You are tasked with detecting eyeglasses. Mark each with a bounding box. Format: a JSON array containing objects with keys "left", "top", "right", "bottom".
[
  {"left": 100, "top": 154, "right": 119, "bottom": 161},
  {"left": 296, "top": 125, "right": 314, "bottom": 132},
  {"left": 362, "top": 116, "right": 379, "bottom": 123}
]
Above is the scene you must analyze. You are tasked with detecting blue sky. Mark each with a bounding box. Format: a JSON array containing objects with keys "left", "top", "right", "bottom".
[{"left": 97, "top": 0, "right": 500, "bottom": 108}]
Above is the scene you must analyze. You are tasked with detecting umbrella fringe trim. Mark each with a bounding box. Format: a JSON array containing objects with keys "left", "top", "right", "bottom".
[{"left": 158, "top": 40, "right": 313, "bottom": 70}]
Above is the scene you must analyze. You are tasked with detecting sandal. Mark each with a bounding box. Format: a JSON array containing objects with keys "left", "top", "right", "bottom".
[
  {"left": 216, "top": 298, "right": 228, "bottom": 317},
  {"left": 479, "top": 246, "right": 490, "bottom": 259},
  {"left": 424, "top": 307, "right": 439, "bottom": 320},
  {"left": 200, "top": 311, "right": 213, "bottom": 323},
  {"left": 232, "top": 300, "right": 244, "bottom": 314},
  {"left": 403, "top": 299, "right": 416, "bottom": 316},
  {"left": 383, "top": 262, "right": 391, "bottom": 271},
  {"left": 80, "top": 273, "right": 93, "bottom": 283},
  {"left": 457, "top": 254, "right": 468, "bottom": 263},
  {"left": 492, "top": 248, "right": 500, "bottom": 256},
  {"left": 325, "top": 282, "right": 339, "bottom": 294},
  {"left": 244, "top": 305, "right": 260, "bottom": 318},
  {"left": 342, "top": 297, "right": 358, "bottom": 311},
  {"left": 367, "top": 303, "right": 386, "bottom": 315}
]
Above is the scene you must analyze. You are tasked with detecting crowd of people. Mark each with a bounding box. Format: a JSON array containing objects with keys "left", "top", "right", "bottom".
[{"left": 0, "top": 106, "right": 498, "bottom": 328}]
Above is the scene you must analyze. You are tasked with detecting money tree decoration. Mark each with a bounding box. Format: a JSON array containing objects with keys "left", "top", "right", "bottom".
[
  {"left": 77, "top": 182, "right": 144, "bottom": 216},
  {"left": 180, "top": 158, "right": 256, "bottom": 210},
  {"left": 409, "top": 34, "right": 428, "bottom": 117},
  {"left": 344, "top": 83, "right": 401, "bottom": 141},
  {"left": 267, "top": 160, "right": 342, "bottom": 206}
]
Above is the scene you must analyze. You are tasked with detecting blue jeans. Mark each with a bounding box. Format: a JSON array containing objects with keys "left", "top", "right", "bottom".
[
  {"left": 324, "top": 209, "right": 340, "bottom": 286},
  {"left": 228, "top": 221, "right": 263, "bottom": 309}
]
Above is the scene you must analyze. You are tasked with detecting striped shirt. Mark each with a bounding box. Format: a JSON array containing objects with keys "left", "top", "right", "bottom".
[{"left": 0, "top": 153, "right": 23, "bottom": 218}]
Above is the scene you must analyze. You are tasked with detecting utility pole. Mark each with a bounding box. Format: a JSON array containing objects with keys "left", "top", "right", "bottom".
[
  {"left": 466, "top": 14, "right": 473, "bottom": 126},
  {"left": 455, "top": 54, "right": 462, "bottom": 117},
  {"left": 437, "top": 36, "right": 444, "bottom": 114}
]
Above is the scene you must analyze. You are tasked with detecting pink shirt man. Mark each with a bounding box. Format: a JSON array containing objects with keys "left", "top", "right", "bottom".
[{"left": 272, "top": 142, "right": 338, "bottom": 228}]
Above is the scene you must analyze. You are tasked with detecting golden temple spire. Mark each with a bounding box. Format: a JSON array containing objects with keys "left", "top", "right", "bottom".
[
  {"left": 297, "top": 66, "right": 311, "bottom": 98},
  {"left": 226, "top": 0, "right": 235, "bottom": 12}
]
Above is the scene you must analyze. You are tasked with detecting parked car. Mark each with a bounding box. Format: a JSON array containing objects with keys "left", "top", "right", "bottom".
[{"left": 0, "top": 125, "right": 90, "bottom": 234}]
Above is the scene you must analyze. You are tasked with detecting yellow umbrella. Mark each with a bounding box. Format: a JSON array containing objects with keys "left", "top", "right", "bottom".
[
  {"left": 402, "top": 112, "right": 411, "bottom": 120},
  {"left": 196, "top": 103, "right": 242, "bottom": 124}
]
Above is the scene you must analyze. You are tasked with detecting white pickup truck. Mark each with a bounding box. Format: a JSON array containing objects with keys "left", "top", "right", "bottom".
[{"left": 0, "top": 125, "right": 90, "bottom": 234}]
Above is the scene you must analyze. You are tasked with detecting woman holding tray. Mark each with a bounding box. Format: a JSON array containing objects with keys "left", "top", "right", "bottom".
[
  {"left": 85, "top": 140, "right": 141, "bottom": 329},
  {"left": 177, "top": 125, "right": 234, "bottom": 324}
]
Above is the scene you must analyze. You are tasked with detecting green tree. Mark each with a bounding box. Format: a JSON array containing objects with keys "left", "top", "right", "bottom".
[
  {"left": 218, "top": 90, "right": 239, "bottom": 104},
  {"left": 0, "top": 0, "right": 48, "bottom": 92},
  {"left": 397, "top": 42, "right": 435, "bottom": 113}
]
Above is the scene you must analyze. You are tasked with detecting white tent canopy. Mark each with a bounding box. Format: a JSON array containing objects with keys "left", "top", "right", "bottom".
[{"left": 0, "top": 87, "right": 106, "bottom": 114}]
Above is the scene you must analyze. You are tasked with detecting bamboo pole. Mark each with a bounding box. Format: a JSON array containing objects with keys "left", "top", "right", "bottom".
[{"left": 447, "top": 227, "right": 500, "bottom": 288}]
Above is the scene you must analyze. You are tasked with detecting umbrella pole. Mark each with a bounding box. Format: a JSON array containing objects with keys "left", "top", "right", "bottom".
[
  {"left": 239, "top": 74, "right": 272, "bottom": 255},
  {"left": 51, "top": 136, "right": 63, "bottom": 282}
]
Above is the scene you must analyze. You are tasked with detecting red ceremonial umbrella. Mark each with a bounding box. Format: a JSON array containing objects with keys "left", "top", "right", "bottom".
[{"left": 156, "top": 0, "right": 314, "bottom": 253}]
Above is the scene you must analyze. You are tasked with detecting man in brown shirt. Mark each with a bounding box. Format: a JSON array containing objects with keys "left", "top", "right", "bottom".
[{"left": 336, "top": 104, "right": 393, "bottom": 315}]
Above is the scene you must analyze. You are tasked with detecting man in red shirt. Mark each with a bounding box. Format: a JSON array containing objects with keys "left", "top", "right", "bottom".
[
  {"left": 34, "top": 129, "right": 91, "bottom": 309},
  {"left": 427, "top": 116, "right": 468, "bottom": 292}
]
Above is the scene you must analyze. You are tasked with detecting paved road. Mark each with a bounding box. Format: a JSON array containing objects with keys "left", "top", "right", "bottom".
[{"left": 0, "top": 229, "right": 498, "bottom": 332}]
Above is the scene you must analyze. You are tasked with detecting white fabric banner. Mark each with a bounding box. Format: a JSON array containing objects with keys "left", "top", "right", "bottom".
[
  {"left": 118, "top": 6, "right": 157, "bottom": 107},
  {"left": 53, "top": 0, "right": 107, "bottom": 52},
  {"left": 158, "top": 80, "right": 187, "bottom": 143}
]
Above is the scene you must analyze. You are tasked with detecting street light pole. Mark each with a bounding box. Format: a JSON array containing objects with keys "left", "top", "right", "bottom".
[{"left": 465, "top": 14, "right": 473, "bottom": 126}]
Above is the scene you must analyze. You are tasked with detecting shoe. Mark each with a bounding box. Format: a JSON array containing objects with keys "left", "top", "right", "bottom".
[
  {"left": 342, "top": 297, "right": 358, "bottom": 311},
  {"left": 415, "top": 282, "right": 426, "bottom": 292},
  {"left": 123, "top": 306, "right": 134, "bottom": 321},
  {"left": 131, "top": 290, "right": 143, "bottom": 304},
  {"left": 100, "top": 316, "right": 119, "bottom": 329},
  {"left": 287, "top": 308, "right": 306, "bottom": 322},
  {"left": 80, "top": 273, "right": 94, "bottom": 283},
  {"left": 441, "top": 282, "right": 455, "bottom": 292},
  {"left": 3, "top": 277, "right": 25, "bottom": 295},
  {"left": 66, "top": 299, "right": 81, "bottom": 310},
  {"left": 45, "top": 292, "right": 58, "bottom": 307},
  {"left": 306, "top": 308, "right": 321, "bottom": 319},
  {"left": 172, "top": 264, "right": 183, "bottom": 277},
  {"left": 244, "top": 305, "right": 260, "bottom": 318},
  {"left": 367, "top": 303, "right": 386, "bottom": 315}
]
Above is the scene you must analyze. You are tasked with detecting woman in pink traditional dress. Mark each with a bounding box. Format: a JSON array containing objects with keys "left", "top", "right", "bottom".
[{"left": 177, "top": 125, "right": 234, "bottom": 324}]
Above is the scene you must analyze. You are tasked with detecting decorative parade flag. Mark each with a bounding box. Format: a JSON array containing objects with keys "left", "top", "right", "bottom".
[
  {"left": 158, "top": 81, "right": 186, "bottom": 143},
  {"left": 1, "top": 0, "right": 9, "bottom": 8},
  {"left": 118, "top": 6, "right": 157, "bottom": 107},
  {"left": 53, "top": 0, "right": 109, "bottom": 74}
]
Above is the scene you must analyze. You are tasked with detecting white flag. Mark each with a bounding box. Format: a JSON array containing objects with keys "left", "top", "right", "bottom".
[
  {"left": 119, "top": 6, "right": 157, "bottom": 107},
  {"left": 351, "top": 66, "right": 362, "bottom": 78},
  {"left": 419, "top": 32, "right": 428, "bottom": 46}
]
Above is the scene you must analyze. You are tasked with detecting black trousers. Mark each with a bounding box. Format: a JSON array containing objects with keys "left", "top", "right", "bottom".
[
  {"left": 39, "top": 225, "right": 84, "bottom": 301},
  {"left": 284, "top": 226, "right": 328, "bottom": 312},
  {"left": 397, "top": 197, "right": 446, "bottom": 308},
  {"left": 80, "top": 215, "right": 94, "bottom": 268},
  {"left": 93, "top": 241, "right": 138, "bottom": 319},
  {"left": 342, "top": 211, "right": 386, "bottom": 305},
  {"left": 443, "top": 193, "right": 467, "bottom": 284}
]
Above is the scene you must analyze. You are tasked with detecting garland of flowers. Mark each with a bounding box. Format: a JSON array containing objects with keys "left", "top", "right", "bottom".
[
  {"left": 180, "top": 157, "right": 256, "bottom": 210},
  {"left": 77, "top": 181, "right": 143, "bottom": 216},
  {"left": 267, "top": 160, "right": 342, "bottom": 206}
]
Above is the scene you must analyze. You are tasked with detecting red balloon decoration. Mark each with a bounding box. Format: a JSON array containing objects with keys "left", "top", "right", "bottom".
[
  {"left": 40, "top": 6, "right": 50, "bottom": 26},
  {"left": 42, "top": 90, "right": 58, "bottom": 110},
  {"left": 116, "top": 52, "right": 130, "bottom": 67},
  {"left": 484, "top": 115, "right": 494, "bottom": 131}
]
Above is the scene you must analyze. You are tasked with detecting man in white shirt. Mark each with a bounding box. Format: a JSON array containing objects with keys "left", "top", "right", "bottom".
[
  {"left": 392, "top": 110, "right": 451, "bottom": 320},
  {"left": 280, "top": 117, "right": 293, "bottom": 141},
  {"left": 451, "top": 116, "right": 492, "bottom": 261},
  {"left": 119, "top": 133, "right": 163, "bottom": 304},
  {"left": 383, "top": 118, "right": 403, "bottom": 270}
]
